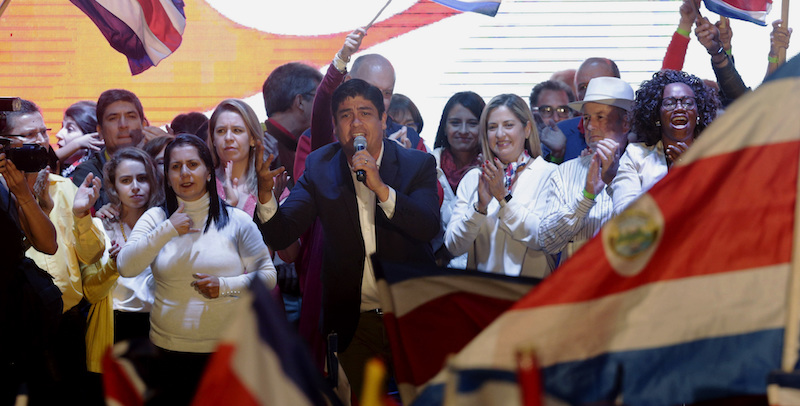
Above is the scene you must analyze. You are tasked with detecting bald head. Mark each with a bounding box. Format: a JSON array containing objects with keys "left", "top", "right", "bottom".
[
  {"left": 575, "top": 58, "right": 620, "bottom": 101},
  {"left": 349, "top": 54, "right": 396, "bottom": 112}
]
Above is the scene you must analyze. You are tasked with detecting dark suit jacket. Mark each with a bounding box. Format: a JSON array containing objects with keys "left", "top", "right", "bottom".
[{"left": 258, "top": 139, "right": 440, "bottom": 349}]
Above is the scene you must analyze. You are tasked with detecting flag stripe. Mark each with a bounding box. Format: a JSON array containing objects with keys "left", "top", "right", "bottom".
[
  {"left": 453, "top": 264, "right": 788, "bottom": 369},
  {"left": 96, "top": 0, "right": 180, "bottom": 64},
  {"left": 543, "top": 329, "right": 783, "bottom": 405},
  {"left": 677, "top": 79, "right": 800, "bottom": 166},
  {"left": 519, "top": 140, "right": 799, "bottom": 308},
  {"left": 387, "top": 292, "right": 524, "bottom": 387},
  {"left": 134, "top": 0, "right": 184, "bottom": 51},
  {"left": 69, "top": 0, "right": 155, "bottom": 73},
  {"left": 388, "top": 275, "right": 536, "bottom": 318},
  {"left": 703, "top": 0, "right": 771, "bottom": 25},
  {"left": 190, "top": 344, "right": 259, "bottom": 406},
  {"left": 431, "top": 0, "right": 501, "bottom": 16}
]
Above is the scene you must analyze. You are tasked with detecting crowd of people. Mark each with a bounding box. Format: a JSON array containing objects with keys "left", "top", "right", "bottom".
[{"left": 0, "top": 0, "right": 794, "bottom": 404}]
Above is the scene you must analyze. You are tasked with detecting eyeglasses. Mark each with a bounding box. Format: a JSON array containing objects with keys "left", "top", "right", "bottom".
[
  {"left": 661, "top": 97, "right": 696, "bottom": 111},
  {"left": 534, "top": 105, "right": 572, "bottom": 118}
]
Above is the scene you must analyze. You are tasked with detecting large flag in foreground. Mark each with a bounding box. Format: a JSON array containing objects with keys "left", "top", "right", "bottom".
[
  {"left": 703, "top": 0, "right": 772, "bottom": 26},
  {"left": 192, "top": 279, "right": 340, "bottom": 406},
  {"left": 70, "top": 0, "right": 186, "bottom": 74},
  {"left": 430, "top": 0, "right": 501, "bottom": 16},
  {"left": 374, "top": 260, "right": 540, "bottom": 404},
  {"left": 416, "top": 55, "right": 800, "bottom": 406}
]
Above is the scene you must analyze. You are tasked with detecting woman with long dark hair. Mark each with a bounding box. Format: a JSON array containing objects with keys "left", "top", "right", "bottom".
[
  {"left": 117, "top": 134, "right": 276, "bottom": 403},
  {"left": 432, "top": 91, "right": 485, "bottom": 267}
]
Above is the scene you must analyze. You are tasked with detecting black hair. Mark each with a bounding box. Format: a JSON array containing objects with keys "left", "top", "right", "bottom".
[
  {"left": 434, "top": 91, "right": 485, "bottom": 150},
  {"left": 529, "top": 80, "right": 576, "bottom": 107},
  {"left": 162, "top": 133, "right": 229, "bottom": 232},
  {"left": 331, "top": 79, "right": 385, "bottom": 121},
  {"left": 97, "top": 89, "right": 145, "bottom": 126},
  {"left": 262, "top": 62, "right": 322, "bottom": 116},
  {"left": 64, "top": 101, "right": 98, "bottom": 135},
  {"left": 170, "top": 112, "right": 209, "bottom": 138},
  {"left": 388, "top": 94, "right": 423, "bottom": 133},
  {"left": 632, "top": 70, "right": 720, "bottom": 146}
]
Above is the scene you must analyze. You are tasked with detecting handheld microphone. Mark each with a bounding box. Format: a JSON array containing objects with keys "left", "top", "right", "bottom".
[{"left": 354, "top": 135, "right": 367, "bottom": 183}]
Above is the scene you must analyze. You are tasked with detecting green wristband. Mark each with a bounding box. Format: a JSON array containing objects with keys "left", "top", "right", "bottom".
[
  {"left": 582, "top": 188, "right": 597, "bottom": 200},
  {"left": 676, "top": 27, "right": 691, "bottom": 37},
  {"left": 725, "top": 48, "right": 732, "bottom": 55},
  {"left": 768, "top": 56, "right": 779, "bottom": 64},
  {"left": 547, "top": 154, "right": 564, "bottom": 164}
]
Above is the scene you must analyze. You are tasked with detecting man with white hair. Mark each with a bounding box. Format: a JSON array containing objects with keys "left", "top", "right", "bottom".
[{"left": 537, "top": 77, "right": 634, "bottom": 263}]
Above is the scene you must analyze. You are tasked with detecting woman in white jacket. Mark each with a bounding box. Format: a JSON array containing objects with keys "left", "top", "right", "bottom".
[
  {"left": 117, "top": 134, "right": 276, "bottom": 403},
  {"left": 445, "top": 94, "right": 556, "bottom": 278},
  {"left": 432, "top": 91, "right": 485, "bottom": 268}
]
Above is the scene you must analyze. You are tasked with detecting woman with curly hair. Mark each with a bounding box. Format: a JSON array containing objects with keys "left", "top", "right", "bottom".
[{"left": 610, "top": 69, "right": 720, "bottom": 215}]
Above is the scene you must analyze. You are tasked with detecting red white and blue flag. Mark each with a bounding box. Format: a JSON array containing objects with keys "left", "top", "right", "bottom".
[
  {"left": 70, "top": 0, "right": 186, "bottom": 74},
  {"left": 416, "top": 55, "right": 800, "bottom": 406},
  {"left": 703, "top": 0, "right": 772, "bottom": 26},
  {"left": 191, "top": 278, "right": 339, "bottom": 406},
  {"left": 430, "top": 0, "right": 501, "bottom": 16},
  {"left": 373, "top": 260, "right": 539, "bottom": 405}
]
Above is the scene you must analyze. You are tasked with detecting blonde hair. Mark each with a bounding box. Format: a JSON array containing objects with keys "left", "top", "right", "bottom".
[
  {"left": 208, "top": 99, "right": 264, "bottom": 195},
  {"left": 479, "top": 94, "right": 541, "bottom": 163}
]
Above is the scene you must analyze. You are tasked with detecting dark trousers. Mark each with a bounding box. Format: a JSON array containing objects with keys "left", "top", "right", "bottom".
[
  {"left": 338, "top": 311, "right": 393, "bottom": 401},
  {"left": 148, "top": 348, "right": 210, "bottom": 406}
]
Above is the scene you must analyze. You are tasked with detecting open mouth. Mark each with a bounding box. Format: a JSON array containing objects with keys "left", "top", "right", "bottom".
[
  {"left": 671, "top": 116, "right": 689, "bottom": 126},
  {"left": 180, "top": 182, "right": 194, "bottom": 188}
]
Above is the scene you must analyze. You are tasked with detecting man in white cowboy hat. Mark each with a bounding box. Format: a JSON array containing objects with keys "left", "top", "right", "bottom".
[{"left": 537, "top": 76, "right": 634, "bottom": 264}]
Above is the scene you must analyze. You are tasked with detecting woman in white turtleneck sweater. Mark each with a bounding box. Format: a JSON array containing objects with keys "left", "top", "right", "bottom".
[{"left": 117, "top": 134, "right": 276, "bottom": 404}]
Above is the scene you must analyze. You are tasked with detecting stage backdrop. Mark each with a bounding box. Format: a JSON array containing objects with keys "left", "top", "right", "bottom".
[{"left": 1, "top": 0, "right": 798, "bottom": 147}]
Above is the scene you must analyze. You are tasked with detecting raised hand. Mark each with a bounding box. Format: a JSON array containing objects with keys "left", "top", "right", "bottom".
[
  {"left": 75, "top": 132, "right": 105, "bottom": 152},
  {"left": 716, "top": 16, "right": 732, "bottom": 53},
  {"left": 666, "top": 142, "right": 690, "bottom": 166},
  {"left": 695, "top": 16, "right": 723, "bottom": 55},
  {"left": 388, "top": 126, "right": 412, "bottom": 149},
  {"left": 585, "top": 153, "right": 604, "bottom": 197},
  {"left": 483, "top": 158, "right": 508, "bottom": 202},
  {"left": 108, "top": 240, "right": 122, "bottom": 260},
  {"left": 539, "top": 120, "right": 567, "bottom": 160},
  {"left": 339, "top": 27, "right": 368, "bottom": 63},
  {"left": 73, "top": 172, "right": 103, "bottom": 218},
  {"left": 192, "top": 273, "right": 220, "bottom": 299},
  {"left": 679, "top": 0, "right": 700, "bottom": 32},
  {"left": 594, "top": 138, "right": 621, "bottom": 185},
  {"left": 169, "top": 202, "right": 200, "bottom": 235},
  {"left": 770, "top": 19, "right": 793, "bottom": 58},
  {"left": 33, "top": 167, "right": 53, "bottom": 215},
  {"left": 222, "top": 160, "right": 240, "bottom": 207},
  {"left": 254, "top": 144, "right": 285, "bottom": 204}
]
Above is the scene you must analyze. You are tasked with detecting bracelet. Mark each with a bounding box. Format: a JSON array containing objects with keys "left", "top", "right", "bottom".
[
  {"left": 725, "top": 48, "right": 732, "bottom": 56},
  {"left": 504, "top": 194, "right": 513, "bottom": 203},
  {"left": 473, "top": 202, "right": 487, "bottom": 215},
  {"left": 676, "top": 27, "right": 691, "bottom": 37},
  {"left": 768, "top": 55, "right": 779, "bottom": 64},
  {"left": 582, "top": 188, "right": 597, "bottom": 200},
  {"left": 547, "top": 154, "right": 564, "bottom": 164},
  {"left": 332, "top": 52, "right": 349, "bottom": 73}
]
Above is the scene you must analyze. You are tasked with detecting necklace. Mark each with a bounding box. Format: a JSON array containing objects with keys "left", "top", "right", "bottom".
[{"left": 119, "top": 221, "right": 128, "bottom": 242}]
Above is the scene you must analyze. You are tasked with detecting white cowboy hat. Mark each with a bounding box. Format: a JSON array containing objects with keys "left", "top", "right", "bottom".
[{"left": 568, "top": 77, "right": 635, "bottom": 112}]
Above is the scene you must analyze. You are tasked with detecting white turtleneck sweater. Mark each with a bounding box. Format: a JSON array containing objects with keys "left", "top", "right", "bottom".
[{"left": 117, "top": 193, "right": 276, "bottom": 353}]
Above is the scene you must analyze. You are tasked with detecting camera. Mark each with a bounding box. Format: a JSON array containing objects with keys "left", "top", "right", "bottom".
[{"left": 0, "top": 138, "right": 50, "bottom": 173}]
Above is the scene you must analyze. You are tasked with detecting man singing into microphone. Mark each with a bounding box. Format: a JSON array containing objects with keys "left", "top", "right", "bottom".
[{"left": 255, "top": 79, "right": 440, "bottom": 397}]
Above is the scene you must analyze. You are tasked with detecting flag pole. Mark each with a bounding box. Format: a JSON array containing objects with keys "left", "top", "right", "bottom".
[
  {"left": 0, "top": 0, "right": 12, "bottom": 19},
  {"left": 779, "top": 0, "right": 790, "bottom": 64},
  {"left": 781, "top": 146, "right": 800, "bottom": 371}
]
